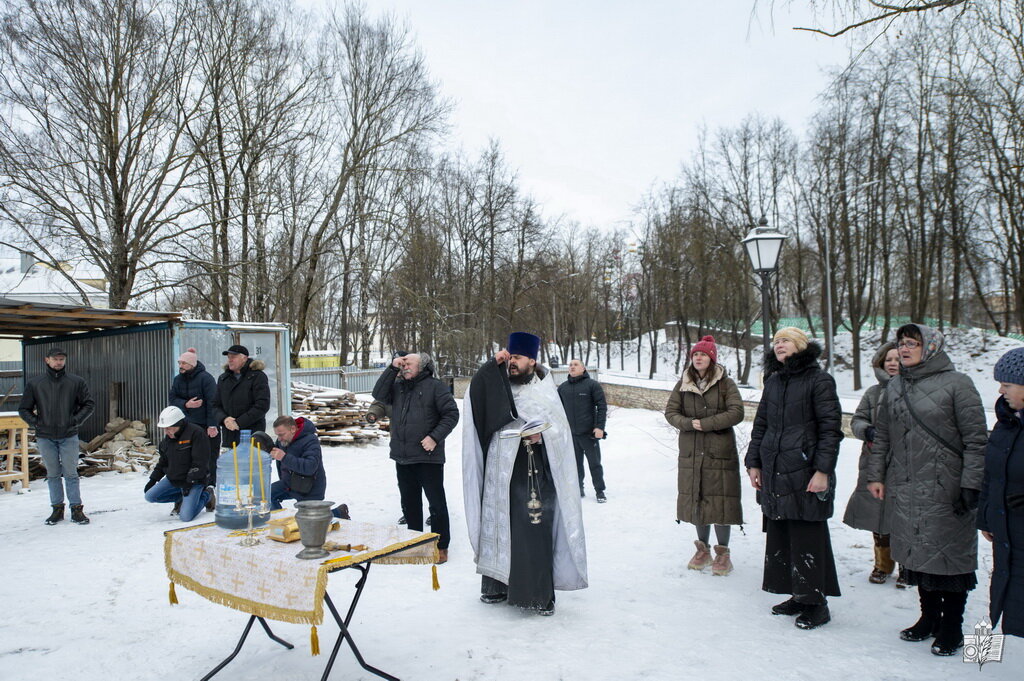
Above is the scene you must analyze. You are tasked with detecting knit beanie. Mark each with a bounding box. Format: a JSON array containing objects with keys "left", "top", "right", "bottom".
[
  {"left": 773, "top": 326, "right": 809, "bottom": 352},
  {"left": 177, "top": 347, "right": 199, "bottom": 367},
  {"left": 690, "top": 335, "right": 718, "bottom": 365},
  {"left": 994, "top": 347, "right": 1024, "bottom": 386}
]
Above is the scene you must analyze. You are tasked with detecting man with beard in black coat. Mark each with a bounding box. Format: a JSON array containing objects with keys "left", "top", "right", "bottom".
[{"left": 211, "top": 345, "right": 270, "bottom": 448}]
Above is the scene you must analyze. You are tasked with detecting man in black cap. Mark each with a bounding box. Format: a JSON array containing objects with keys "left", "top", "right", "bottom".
[
  {"left": 211, "top": 344, "right": 270, "bottom": 448},
  {"left": 19, "top": 347, "right": 94, "bottom": 525}
]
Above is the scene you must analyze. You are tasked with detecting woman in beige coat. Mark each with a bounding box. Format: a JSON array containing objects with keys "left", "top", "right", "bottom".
[{"left": 664, "top": 336, "right": 745, "bottom": 575}]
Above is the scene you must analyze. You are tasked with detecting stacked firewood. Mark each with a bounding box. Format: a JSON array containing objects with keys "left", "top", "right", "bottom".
[
  {"left": 291, "top": 381, "right": 385, "bottom": 445},
  {"left": 77, "top": 418, "right": 159, "bottom": 476}
]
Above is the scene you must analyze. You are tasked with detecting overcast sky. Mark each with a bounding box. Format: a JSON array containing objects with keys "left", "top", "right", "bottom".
[{"left": 304, "top": 1, "right": 855, "bottom": 231}]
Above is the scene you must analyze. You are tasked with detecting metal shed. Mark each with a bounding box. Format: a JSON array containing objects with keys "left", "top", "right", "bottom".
[{"left": 22, "top": 319, "right": 291, "bottom": 442}]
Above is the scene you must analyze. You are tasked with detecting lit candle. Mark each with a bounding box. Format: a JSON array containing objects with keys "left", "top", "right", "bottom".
[
  {"left": 256, "top": 443, "right": 266, "bottom": 503},
  {"left": 232, "top": 442, "right": 242, "bottom": 507},
  {"left": 247, "top": 436, "right": 254, "bottom": 504}
]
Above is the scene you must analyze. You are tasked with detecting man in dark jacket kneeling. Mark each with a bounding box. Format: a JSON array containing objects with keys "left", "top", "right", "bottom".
[
  {"left": 373, "top": 352, "right": 459, "bottom": 562},
  {"left": 145, "top": 406, "right": 215, "bottom": 522},
  {"left": 269, "top": 416, "right": 348, "bottom": 519}
]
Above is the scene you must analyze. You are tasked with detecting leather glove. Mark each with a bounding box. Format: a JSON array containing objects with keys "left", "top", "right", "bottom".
[
  {"left": 953, "top": 488, "right": 980, "bottom": 516},
  {"left": 865, "top": 426, "right": 876, "bottom": 442},
  {"left": 144, "top": 478, "right": 157, "bottom": 493},
  {"left": 186, "top": 466, "right": 204, "bottom": 486}
]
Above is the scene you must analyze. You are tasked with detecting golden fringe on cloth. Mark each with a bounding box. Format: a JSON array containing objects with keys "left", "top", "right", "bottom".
[
  {"left": 163, "top": 522, "right": 440, "bottom": 633},
  {"left": 169, "top": 582, "right": 178, "bottom": 605},
  {"left": 310, "top": 625, "right": 320, "bottom": 656},
  {"left": 432, "top": 565, "right": 440, "bottom": 591}
]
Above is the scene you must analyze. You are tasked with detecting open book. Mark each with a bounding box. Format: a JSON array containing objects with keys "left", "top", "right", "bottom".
[{"left": 499, "top": 419, "right": 551, "bottom": 439}]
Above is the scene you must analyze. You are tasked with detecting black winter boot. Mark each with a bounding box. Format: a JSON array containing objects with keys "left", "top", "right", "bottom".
[
  {"left": 931, "top": 591, "right": 967, "bottom": 656},
  {"left": 900, "top": 588, "right": 942, "bottom": 641},
  {"left": 795, "top": 603, "right": 831, "bottom": 630},
  {"left": 771, "top": 597, "right": 806, "bottom": 616},
  {"left": 70, "top": 504, "right": 90, "bottom": 525},
  {"left": 45, "top": 503, "right": 65, "bottom": 525}
]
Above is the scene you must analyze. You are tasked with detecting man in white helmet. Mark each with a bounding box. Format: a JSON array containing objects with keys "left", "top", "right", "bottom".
[{"left": 144, "top": 406, "right": 215, "bottom": 521}]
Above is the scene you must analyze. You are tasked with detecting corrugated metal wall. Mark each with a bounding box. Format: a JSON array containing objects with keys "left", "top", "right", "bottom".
[
  {"left": 24, "top": 324, "right": 175, "bottom": 442},
  {"left": 22, "top": 321, "right": 291, "bottom": 443}
]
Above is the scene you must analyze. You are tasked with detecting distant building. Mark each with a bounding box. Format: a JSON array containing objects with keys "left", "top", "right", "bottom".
[{"left": 0, "top": 253, "right": 108, "bottom": 360}]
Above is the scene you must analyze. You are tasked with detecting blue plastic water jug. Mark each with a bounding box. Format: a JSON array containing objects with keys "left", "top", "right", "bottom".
[{"left": 215, "top": 430, "right": 272, "bottom": 530}]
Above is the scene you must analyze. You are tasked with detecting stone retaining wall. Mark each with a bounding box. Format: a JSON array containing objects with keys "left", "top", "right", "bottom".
[{"left": 453, "top": 376, "right": 854, "bottom": 436}]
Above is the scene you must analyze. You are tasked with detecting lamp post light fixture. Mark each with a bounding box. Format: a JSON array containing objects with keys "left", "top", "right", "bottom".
[{"left": 742, "top": 216, "right": 788, "bottom": 358}]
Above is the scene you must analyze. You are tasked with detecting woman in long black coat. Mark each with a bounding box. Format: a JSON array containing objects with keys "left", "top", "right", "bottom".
[
  {"left": 979, "top": 347, "right": 1024, "bottom": 637},
  {"left": 745, "top": 327, "right": 843, "bottom": 630}
]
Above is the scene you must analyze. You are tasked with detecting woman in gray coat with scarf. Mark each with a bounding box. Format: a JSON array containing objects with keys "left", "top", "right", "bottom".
[
  {"left": 843, "top": 341, "right": 903, "bottom": 585},
  {"left": 867, "top": 324, "right": 988, "bottom": 657}
]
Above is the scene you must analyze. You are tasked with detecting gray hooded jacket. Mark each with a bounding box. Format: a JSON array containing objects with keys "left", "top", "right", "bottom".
[{"left": 866, "top": 325, "right": 988, "bottom": 575}]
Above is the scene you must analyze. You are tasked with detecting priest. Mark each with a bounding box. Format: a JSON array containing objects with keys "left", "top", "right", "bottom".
[{"left": 463, "top": 332, "right": 588, "bottom": 615}]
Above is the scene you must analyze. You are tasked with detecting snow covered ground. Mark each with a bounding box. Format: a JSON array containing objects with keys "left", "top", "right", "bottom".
[{"left": 1, "top": 406, "right": 1018, "bottom": 680}]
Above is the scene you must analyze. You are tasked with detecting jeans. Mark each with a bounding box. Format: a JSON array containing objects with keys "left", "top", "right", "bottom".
[
  {"left": 37, "top": 436, "right": 82, "bottom": 506},
  {"left": 145, "top": 478, "right": 211, "bottom": 522},
  {"left": 396, "top": 462, "right": 450, "bottom": 549}
]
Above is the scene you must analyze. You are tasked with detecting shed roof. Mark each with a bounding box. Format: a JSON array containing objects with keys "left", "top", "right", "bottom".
[{"left": 0, "top": 297, "right": 180, "bottom": 339}]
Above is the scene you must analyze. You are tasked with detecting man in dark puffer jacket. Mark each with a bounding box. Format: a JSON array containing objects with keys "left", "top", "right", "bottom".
[
  {"left": 557, "top": 359, "right": 608, "bottom": 501},
  {"left": 373, "top": 352, "right": 459, "bottom": 562},
  {"left": 145, "top": 406, "right": 214, "bottom": 522},
  {"left": 211, "top": 345, "right": 270, "bottom": 448},
  {"left": 169, "top": 347, "right": 219, "bottom": 481}
]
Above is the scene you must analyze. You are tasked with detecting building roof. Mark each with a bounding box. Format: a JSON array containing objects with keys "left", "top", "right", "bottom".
[
  {"left": 0, "top": 298, "right": 180, "bottom": 338},
  {"left": 0, "top": 259, "right": 108, "bottom": 307}
]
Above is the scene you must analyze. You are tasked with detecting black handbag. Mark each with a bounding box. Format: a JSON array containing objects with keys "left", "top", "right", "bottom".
[{"left": 288, "top": 471, "right": 316, "bottom": 495}]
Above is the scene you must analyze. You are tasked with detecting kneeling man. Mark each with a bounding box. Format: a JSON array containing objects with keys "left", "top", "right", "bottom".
[{"left": 145, "top": 406, "right": 215, "bottom": 521}]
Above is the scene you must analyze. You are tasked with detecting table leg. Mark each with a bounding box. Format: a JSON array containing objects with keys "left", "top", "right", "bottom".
[
  {"left": 321, "top": 563, "right": 399, "bottom": 681},
  {"left": 200, "top": 615, "right": 294, "bottom": 681}
]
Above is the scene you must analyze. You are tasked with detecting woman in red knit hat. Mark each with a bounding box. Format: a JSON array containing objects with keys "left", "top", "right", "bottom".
[{"left": 664, "top": 336, "right": 745, "bottom": 575}]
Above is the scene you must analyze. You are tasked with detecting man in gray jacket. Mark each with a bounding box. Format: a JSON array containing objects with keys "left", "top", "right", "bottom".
[
  {"left": 372, "top": 352, "right": 459, "bottom": 562},
  {"left": 18, "top": 347, "right": 94, "bottom": 525}
]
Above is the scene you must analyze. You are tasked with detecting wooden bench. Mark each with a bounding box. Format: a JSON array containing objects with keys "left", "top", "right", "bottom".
[{"left": 0, "top": 412, "right": 30, "bottom": 492}]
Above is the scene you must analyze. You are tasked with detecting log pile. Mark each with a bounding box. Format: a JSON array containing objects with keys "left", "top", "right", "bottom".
[
  {"left": 75, "top": 418, "right": 159, "bottom": 477},
  {"left": 291, "top": 381, "right": 386, "bottom": 445}
]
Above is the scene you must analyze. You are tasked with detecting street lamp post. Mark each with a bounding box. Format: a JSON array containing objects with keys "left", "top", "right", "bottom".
[{"left": 742, "top": 217, "right": 788, "bottom": 359}]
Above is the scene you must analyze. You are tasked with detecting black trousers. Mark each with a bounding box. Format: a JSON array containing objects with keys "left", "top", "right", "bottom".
[
  {"left": 572, "top": 435, "right": 605, "bottom": 492},
  {"left": 762, "top": 517, "right": 841, "bottom": 604},
  {"left": 396, "top": 462, "right": 450, "bottom": 550},
  {"left": 208, "top": 430, "right": 221, "bottom": 485}
]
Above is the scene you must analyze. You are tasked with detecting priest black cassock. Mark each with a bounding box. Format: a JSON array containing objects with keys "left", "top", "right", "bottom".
[{"left": 462, "top": 332, "right": 588, "bottom": 615}]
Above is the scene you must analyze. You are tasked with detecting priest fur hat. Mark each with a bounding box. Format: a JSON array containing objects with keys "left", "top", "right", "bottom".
[{"left": 508, "top": 332, "right": 541, "bottom": 360}]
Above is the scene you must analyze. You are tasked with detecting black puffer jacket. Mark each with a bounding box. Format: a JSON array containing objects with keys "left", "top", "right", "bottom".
[
  {"left": 212, "top": 359, "right": 271, "bottom": 444},
  {"left": 169, "top": 361, "right": 217, "bottom": 428},
  {"left": 745, "top": 342, "right": 843, "bottom": 521},
  {"left": 18, "top": 366, "right": 94, "bottom": 439},
  {"left": 372, "top": 353, "right": 459, "bottom": 465},
  {"left": 557, "top": 371, "right": 607, "bottom": 436},
  {"left": 979, "top": 397, "right": 1024, "bottom": 636},
  {"left": 152, "top": 421, "right": 211, "bottom": 488}
]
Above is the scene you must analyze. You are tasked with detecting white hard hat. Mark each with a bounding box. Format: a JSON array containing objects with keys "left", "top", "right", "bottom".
[{"left": 157, "top": 406, "right": 186, "bottom": 428}]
